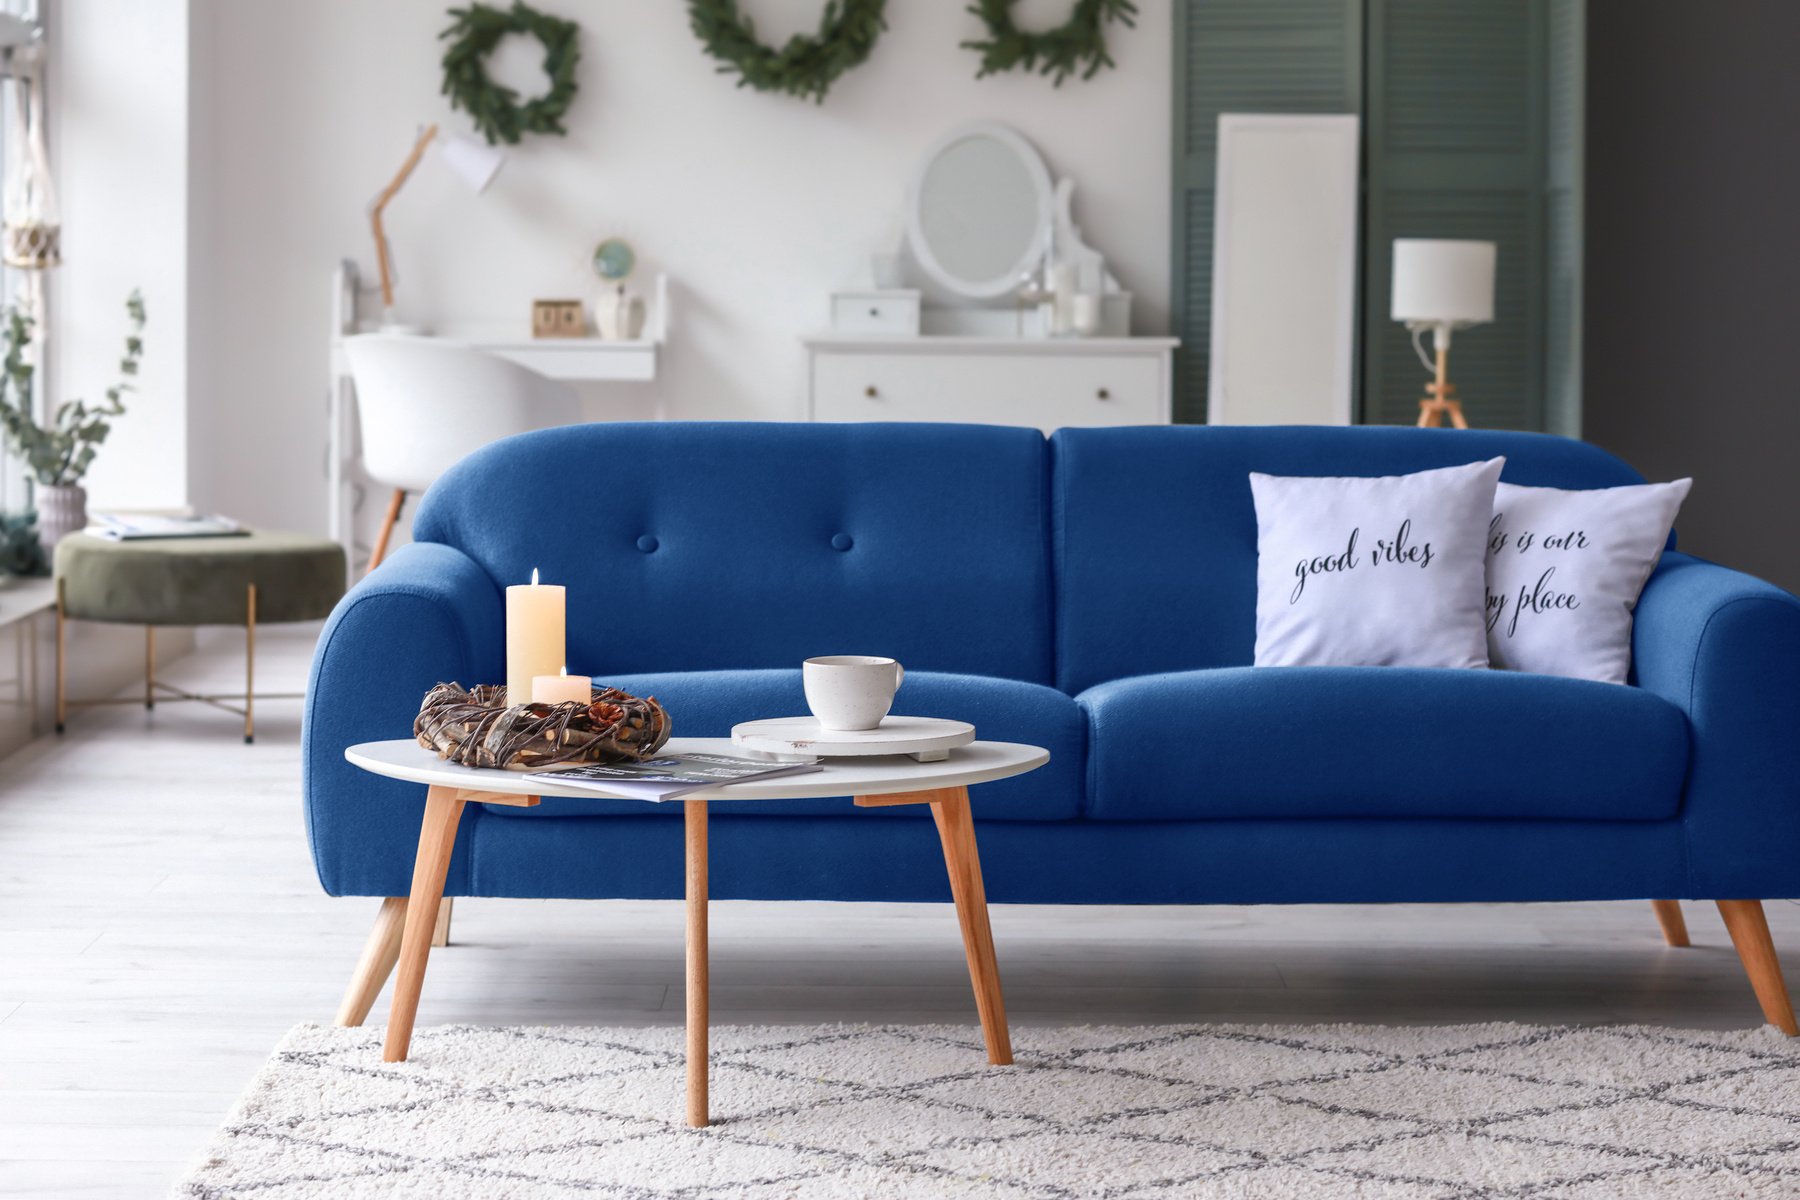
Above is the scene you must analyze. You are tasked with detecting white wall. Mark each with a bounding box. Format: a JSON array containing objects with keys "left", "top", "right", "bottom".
[
  {"left": 179, "top": 0, "right": 1170, "bottom": 535},
  {"left": 48, "top": 0, "right": 190, "bottom": 511}
]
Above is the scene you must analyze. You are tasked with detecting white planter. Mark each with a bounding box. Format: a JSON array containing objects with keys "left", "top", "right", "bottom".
[{"left": 36, "top": 483, "right": 87, "bottom": 549}]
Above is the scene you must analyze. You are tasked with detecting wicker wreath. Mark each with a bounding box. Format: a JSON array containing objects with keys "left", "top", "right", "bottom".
[{"left": 414, "top": 682, "right": 671, "bottom": 770}]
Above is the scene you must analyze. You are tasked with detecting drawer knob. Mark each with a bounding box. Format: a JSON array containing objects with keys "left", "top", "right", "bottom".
[
  {"left": 1097, "top": 387, "right": 1111, "bottom": 400},
  {"left": 865, "top": 385, "right": 878, "bottom": 398},
  {"left": 868, "top": 307, "right": 880, "bottom": 317}
]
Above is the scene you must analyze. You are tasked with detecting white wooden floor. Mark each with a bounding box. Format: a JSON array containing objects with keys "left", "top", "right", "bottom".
[{"left": 1, "top": 626, "right": 1795, "bottom": 1197}]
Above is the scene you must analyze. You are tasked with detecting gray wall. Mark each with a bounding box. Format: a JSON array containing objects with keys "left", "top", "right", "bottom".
[{"left": 1584, "top": 0, "right": 1800, "bottom": 592}]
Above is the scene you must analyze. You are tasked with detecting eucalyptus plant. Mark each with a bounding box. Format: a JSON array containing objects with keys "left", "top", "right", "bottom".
[{"left": 0, "top": 290, "right": 145, "bottom": 488}]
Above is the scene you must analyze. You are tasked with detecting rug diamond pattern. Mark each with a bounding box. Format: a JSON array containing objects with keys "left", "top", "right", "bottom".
[{"left": 176, "top": 1022, "right": 1800, "bottom": 1199}]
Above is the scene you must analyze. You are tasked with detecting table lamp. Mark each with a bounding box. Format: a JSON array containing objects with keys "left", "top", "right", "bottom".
[
  {"left": 368, "top": 126, "right": 505, "bottom": 330},
  {"left": 1391, "top": 239, "right": 1496, "bottom": 429}
]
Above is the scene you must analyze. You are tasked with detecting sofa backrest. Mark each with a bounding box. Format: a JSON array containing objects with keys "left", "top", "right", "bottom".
[
  {"left": 413, "top": 422, "right": 1057, "bottom": 684},
  {"left": 1051, "top": 426, "right": 1650, "bottom": 695}
]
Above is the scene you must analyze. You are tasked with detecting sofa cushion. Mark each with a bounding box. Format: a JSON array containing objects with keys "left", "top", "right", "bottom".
[
  {"left": 414, "top": 422, "right": 1055, "bottom": 685},
  {"left": 480, "top": 668, "right": 1084, "bottom": 821},
  {"left": 1078, "top": 667, "right": 1689, "bottom": 822},
  {"left": 1051, "top": 426, "right": 1653, "bottom": 695}
]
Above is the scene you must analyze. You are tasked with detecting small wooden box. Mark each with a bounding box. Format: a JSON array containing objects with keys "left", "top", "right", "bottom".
[{"left": 532, "top": 299, "right": 586, "bottom": 339}]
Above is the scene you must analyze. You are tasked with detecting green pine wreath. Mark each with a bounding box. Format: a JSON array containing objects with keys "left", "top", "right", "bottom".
[
  {"left": 963, "top": 0, "right": 1138, "bottom": 86},
  {"left": 688, "top": 0, "right": 887, "bottom": 104},
  {"left": 440, "top": 2, "right": 580, "bottom": 146}
]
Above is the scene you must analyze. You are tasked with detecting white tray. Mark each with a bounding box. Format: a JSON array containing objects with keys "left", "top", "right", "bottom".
[{"left": 730, "top": 716, "right": 975, "bottom": 762}]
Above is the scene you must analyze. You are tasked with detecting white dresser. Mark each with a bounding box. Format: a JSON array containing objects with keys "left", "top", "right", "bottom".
[{"left": 803, "top": 335, "right": 1179, "bottom": 432}]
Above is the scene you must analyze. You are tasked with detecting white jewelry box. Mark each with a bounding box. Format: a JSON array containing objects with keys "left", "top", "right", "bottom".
[{"left": 829, "top": 289, "right": 921, "bottom": 336}]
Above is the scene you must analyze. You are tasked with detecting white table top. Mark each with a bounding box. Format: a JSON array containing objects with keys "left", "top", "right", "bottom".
[{"left": 345, "top": 737, "right": 1049, "bottom": 804}]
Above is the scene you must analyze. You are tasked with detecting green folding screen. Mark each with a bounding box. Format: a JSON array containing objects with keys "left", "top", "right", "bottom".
[{"left": 1171, "top": 0, "right": 1582, "bottom": 431}]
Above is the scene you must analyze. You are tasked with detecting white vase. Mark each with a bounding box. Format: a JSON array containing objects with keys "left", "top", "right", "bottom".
[
  {"left": 595, "top": 288, "right": 645, "bottom": 341},
  {"left": 36, "top": 483, "right": 86, "bottom": 549}
]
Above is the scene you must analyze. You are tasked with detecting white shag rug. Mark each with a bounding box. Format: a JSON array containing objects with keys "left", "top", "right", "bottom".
[{"left": 175, "top": 1022, "right": 1800, "bottom": 1199}]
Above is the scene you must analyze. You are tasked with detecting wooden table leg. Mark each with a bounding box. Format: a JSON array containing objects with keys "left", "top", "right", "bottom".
[
  {"left": 930, "top": 786, "right": 1012, "bottom": 1065},
  {"left": 686, "top": 799, "right": 709, "bottom": 1127},
  {"left": 337, "top": 896, "right": 407, "bottom": 1027},
  {"left": 383, "top": 786, "right": 465, "bottom": 1062}
]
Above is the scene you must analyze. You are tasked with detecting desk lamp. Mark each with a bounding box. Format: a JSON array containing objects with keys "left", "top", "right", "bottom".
[
  {"left": 1391, "top": 239, "right": 1496, "bottom": 429},
  {"left": 368, "top": 126, "right": 505, "bottom": 329}
]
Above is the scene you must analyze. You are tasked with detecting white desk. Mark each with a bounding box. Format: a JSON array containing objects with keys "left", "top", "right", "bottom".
[{"left": 326, "top": 270, "right": 668, "bottom": 571}]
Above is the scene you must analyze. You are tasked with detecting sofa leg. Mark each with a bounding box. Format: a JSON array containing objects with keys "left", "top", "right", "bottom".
[
  {"left": 336, "top": 897, "right": 407, "bottom": 1027},
  {"left": 1717, "top": 900, "right": 1799, "bottom": 1036},
  {"left": 432, "top": 897, "right": 453, "bottom": 947},
  {"left": 1651, "top": 900, "right": 1690, "bottom": 947}
]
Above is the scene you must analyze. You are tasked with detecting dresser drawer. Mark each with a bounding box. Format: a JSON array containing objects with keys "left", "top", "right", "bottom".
[
  {"left": 829, "top": 291, "right": 920, "bottom": 336},
  {"left": 812, "top": 352, "right": 1163, "bottom": 430}
]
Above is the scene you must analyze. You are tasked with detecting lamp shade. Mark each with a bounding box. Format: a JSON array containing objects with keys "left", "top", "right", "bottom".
[
  {"left": 439, "top": 132, "right": 505, "bottom": 194},
  {"left": 1390, "top": 239, "right": 1496, "bottom": 326}
]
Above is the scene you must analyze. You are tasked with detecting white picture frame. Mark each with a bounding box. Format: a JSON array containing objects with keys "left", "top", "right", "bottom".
[{"left": 1207, "top": 114, "right": 1361, "bottom": 426}]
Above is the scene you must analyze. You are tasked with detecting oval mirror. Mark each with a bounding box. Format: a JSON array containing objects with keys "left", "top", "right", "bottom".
[{"left": 906, "top": 123, "right": 1053, "bottom": 300}]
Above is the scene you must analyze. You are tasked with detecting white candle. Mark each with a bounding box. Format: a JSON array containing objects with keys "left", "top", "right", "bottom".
[
  {"left": 505, "top": 568, "right": 565, "bottom": 708},
  {"left": 532, "top": 670, "right": 591, "bottom": 706},
  {"left": 1071, "top": 293, "right": 1102, "bottom": 336}
]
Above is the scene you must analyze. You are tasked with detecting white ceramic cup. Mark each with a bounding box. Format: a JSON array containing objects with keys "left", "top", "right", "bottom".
[{"left": 803, "top": 655, "right": 905, "bottom": 731}]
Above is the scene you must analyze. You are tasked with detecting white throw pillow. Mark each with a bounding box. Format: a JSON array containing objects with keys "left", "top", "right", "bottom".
[
  {"left": 1250, "top": 458, "right": 1505, "bottom": 668},
  {"left": 1484, "top": 479, "right": 1691, "bottom": 684}
]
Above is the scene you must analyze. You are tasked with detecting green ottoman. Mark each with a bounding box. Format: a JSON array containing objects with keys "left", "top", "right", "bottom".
[{"left": 54, "top": 530, "right": 346, "bottom": 742}]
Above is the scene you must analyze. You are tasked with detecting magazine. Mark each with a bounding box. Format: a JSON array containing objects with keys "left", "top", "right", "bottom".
[
  {"left": 90, "top": 513, "right": 246, "bottom": 541},
  {"left": 525, "top": 752, "right": 821, "bottom": 802}
]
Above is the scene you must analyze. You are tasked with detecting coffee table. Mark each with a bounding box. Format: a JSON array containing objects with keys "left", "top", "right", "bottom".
[{"left": 342, "top": 736, "right": 1050, "bottom": 1126}]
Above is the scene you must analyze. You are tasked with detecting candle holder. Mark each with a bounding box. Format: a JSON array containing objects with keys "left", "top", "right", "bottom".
[{"left": 414, "top": 682, "right": 671, "bottom": 770}]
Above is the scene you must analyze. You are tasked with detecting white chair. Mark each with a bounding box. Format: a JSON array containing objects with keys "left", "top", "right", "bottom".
[{"left": 345, "top": 335, "right": 579, "bottom": 574}]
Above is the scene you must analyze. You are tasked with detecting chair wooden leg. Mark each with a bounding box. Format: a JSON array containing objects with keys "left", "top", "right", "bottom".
[
  {"left": 384, "top": 786, "right": 466, "bottom": 1062},
  {"left": 1651, "top": 899, "right": 1690, "bottom": 947},
  {"left": 145, "top": 627, "right": 155, "bottom": 710},
  {"left": 1717, "top": 900, "right": 1798, "bottom": 1035},
  {"left": 336, "top": 897, "right": 407, "bottom": 1027},
  {"left": 929, "top": 786, "right": 1012, "bottom": 1065},
  {"left": 431, "top": 897, "right": 453, "bottom": 948},
  {"left": 367, "top": 489, "right": 407, "bottom": 575}
]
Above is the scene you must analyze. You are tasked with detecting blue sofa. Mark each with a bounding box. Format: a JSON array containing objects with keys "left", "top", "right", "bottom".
[{"left": 305, "top": 422, "right": 1800, "bottom": 1028}]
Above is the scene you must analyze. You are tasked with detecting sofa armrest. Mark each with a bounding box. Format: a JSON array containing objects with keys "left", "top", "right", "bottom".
[
  {"left": 301, "top": 542, "right": 504, "bottom": 896},
  {"left": 1632, "top": 551, "right": 1800, "bottom": 896}
]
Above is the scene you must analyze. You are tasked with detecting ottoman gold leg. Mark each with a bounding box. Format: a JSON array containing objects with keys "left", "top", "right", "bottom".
[
  {"left": 244, "top": 583, "right": 256, "bottom": 744},
  {"left": 54, "top": 577, "right": 65, "bottom": 734}
]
